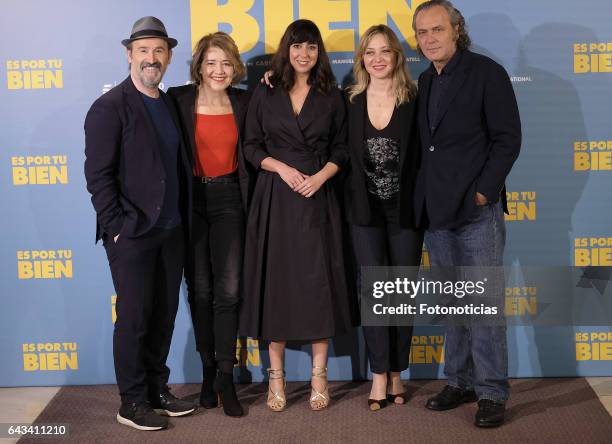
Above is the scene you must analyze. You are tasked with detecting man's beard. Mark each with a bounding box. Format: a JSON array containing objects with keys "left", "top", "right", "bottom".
[{"left": 138, "top": 62, "right": 163, "bottom": 88}]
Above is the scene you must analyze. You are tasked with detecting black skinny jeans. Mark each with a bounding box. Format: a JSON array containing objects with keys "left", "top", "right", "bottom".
[
  {"left": 186, "top": 179, "right": 244, "bottom": 374},
  {"left": 350, "top": 196, "right": 423, "bottom": 374}
]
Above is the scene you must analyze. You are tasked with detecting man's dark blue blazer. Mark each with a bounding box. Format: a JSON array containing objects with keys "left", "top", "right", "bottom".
[
  {"left": 84, "top": 76, "right": 192, "bottom": 242},
  {"left": 414, "top": 49, "right": 522, "bottom": 230}
]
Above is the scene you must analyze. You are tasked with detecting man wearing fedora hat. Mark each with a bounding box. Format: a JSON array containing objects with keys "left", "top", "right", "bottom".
[{"left": 85, "top": 16, "right": 195, "bottom": 430}]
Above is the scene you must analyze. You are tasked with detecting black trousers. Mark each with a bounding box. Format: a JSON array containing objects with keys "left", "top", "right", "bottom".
[
  {"left": 350, "top": 197, "right": 423, "bottom": 374},
  {"left": 104, "top": 225, "right": 185, "bottom": 403},
  {"left": 186, "top": 180, "right": 244, "bottom": 373}
]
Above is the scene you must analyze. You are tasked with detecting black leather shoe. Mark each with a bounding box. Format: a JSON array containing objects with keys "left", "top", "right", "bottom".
[
  {"left": 150, "top": 391, "right": 197, "bottom": 417},
  {"left": 426, "top": 385, "right": 478, "bottom": 411},
  {"left": 200, "top": 365, "right": 218, "bottom": 409},
  {"left": 475, "top": 399, "right": 505, "bottom": 428}
]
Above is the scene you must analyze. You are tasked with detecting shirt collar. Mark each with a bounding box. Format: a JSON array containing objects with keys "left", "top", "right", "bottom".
[{"left": 428, "top": 48, "right": 463, "bottom": 76}]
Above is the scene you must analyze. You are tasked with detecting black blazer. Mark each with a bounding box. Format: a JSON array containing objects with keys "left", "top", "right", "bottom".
[
  {"left": 414, "top": 50, "right": 521, "bottom": 230},
  {"left": 167, "top": 84, "right": 253, "bottom": 211},
  {"left": 344, "top": 91, "right": 420, "bottom": 229},
  {"left": 84, "top": 76, "right": 192, "bottom": 242}
]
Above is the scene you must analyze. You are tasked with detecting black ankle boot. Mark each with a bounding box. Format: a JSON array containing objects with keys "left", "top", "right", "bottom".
[
  {"left": 213, "top": 371, "right": 244, "bottom": 417},
  {"left": 200, "top": 365, "right": 218, "bottom": 409}
]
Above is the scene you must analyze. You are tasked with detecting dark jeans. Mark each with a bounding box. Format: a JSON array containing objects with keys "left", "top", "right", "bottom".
[
  {"left": 351, "top": 197, "right": 423, "bottom": 374},
  {"left": 186, "top": 180, "right": 244, "bottom": 373},
  {"left": 104, "top": 225, "right": 185, "bottom": 403},
  {"left": 425, "top": 202, "right": 509, "bottom": 402}
]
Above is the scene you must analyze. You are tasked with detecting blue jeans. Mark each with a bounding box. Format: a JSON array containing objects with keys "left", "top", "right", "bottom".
[{"left": 425, "top": 202, "right": 509, "bottom": 402}]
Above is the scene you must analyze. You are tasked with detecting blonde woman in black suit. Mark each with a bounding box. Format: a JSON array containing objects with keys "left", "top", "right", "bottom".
[{"left": 345, "top": 24, "right": 423, "bottom": 411}]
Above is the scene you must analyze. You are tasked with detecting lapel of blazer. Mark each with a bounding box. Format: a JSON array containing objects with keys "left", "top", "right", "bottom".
[
  {"left": 161, "top": 90, "right": 182, "bottom": 135},
  {"left": 160, "top": 90, "right": 192, "bottom": 174},
  {"left": 123, "top": 76, "right": 162, "bottom": 157},
  {"left": 228, "top": 87, "right": 246, "bottom": 130},
  {"left": 228, "top": 87, "right": 248, "bottom": 174},
  {"left": 349, "top": 92, "right": 367, "bottom": 171},
  {"left": 295, "top": 86, "right": 318, "bottom": 135},
  {"left": 274, "top": 88, "right": 308, "bottom": 147},
  {"left": 398, "top": 100, "right": 415, "bottom": 172},
  {"left": 418, "top": 71, "right": 433, "bottom": 145},
  {"left": 177, "top": 85, "right": 197, "bottom": 165},
  {"left": 432, "top": 51, "right": 470, "bottom": 133}
]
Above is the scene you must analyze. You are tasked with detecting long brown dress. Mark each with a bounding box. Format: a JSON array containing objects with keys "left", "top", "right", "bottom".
[{"left": 239, "top": 84, "right": 353, "bottom": 341}]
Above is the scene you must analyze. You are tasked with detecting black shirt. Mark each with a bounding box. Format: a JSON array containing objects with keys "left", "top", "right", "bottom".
[
  {"left": 427, "top": 49, "right": 463, "bottom": 134},
  {"left": 141, "top": 92, "right": 181, "bottom": 229}
]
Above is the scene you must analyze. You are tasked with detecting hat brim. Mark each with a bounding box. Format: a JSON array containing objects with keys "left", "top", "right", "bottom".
[{"left": 121, "top": 36, "right": 178, "bottom": 49}]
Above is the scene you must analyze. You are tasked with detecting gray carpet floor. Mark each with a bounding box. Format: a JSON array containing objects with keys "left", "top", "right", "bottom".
[{"left": 18, "top": 378, "right": 612, "bottom": 443}]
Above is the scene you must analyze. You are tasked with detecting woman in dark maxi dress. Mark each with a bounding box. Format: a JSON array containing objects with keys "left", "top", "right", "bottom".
[
  {"left": 344, "top": 25, "right": 423, "bottom": 411},
  {"left": 239, "top": 19, "right": 352, "bottom": 412}
]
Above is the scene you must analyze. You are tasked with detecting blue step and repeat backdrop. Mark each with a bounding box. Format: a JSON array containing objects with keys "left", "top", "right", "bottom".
[{"left": 1, "top": 0, "right": 611, "bottom": 386}]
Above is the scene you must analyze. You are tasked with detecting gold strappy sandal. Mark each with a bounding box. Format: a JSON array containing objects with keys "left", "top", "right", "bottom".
[
  {"left": 266, "top": 368, "right": 286, "bottom": 412},
  {"left": 310, "top": 366, "right": 330, "bottom": 411}
]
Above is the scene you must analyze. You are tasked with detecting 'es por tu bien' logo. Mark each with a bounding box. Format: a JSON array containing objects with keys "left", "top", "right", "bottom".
[
  {"left": 11, "top": 155, "right": 68, "bottom": 185},
  {"left": 576, "top": 332, "right": 612, "bottom": 361},
  {"left": 236, "top": 338, "right": 260, "bottom": 367},
  {"left": 189, "top": 0, "right": 425, "bottom": 54},
  {"left": 505, "top": 286, "right": 537, "bottom": 316},
  {"left": 574, "top": 141, "right": 612, "bottom": 171},
  {"left": 574, "top": 237, "right": 612, "bottom": 266},
  {"left": 574, "top": 43, "right": 612, "bottom": 73},
  {"left": 23, "top": 342, "right": 78, "bottom": 371},
  {"left": 505, "top": 191, "right": 536, "bottom": 221},
  {"left": 409, "top": 335, "right": 444, "bottom": 364},
  {"left": 6, "top": 59, "right": 63, "bottom": 89},
  {"left": 17, "top": 250, "right": 73, "bottom": 279}
]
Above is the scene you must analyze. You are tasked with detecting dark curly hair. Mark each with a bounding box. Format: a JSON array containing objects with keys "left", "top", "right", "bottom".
[
  {"left": 269, "top": 19, "right": 336, "bottom": 94},
  {"left": 412, "top": 0, "right": 472, "bottom": 55}
]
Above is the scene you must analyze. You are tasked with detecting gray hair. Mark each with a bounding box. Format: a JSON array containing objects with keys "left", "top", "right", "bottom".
[{"left": 412, "top": 0, "right": 471, "bottom": 51}]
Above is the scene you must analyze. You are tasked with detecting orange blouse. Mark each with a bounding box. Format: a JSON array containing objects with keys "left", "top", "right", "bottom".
[{"left": 194, "top": 113, "right": 238, "bottom": 177}]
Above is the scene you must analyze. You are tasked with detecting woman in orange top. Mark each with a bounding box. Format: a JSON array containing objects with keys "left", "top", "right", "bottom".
[{"left": 168, "top": 32, "right": 252, "bottom": 417}]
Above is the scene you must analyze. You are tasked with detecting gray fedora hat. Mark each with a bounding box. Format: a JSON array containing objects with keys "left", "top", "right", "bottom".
[{"left": 121, "top": 16, "right": 178, "bottom": 48}]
